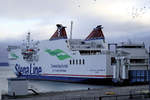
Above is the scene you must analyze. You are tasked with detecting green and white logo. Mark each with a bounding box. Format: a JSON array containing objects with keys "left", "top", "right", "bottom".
[
  {"left": 45, "top": 49, "right": 71, "bottom": 60},
  {"left": 10, "top": 53, "right": 19, "bottom": 59}
]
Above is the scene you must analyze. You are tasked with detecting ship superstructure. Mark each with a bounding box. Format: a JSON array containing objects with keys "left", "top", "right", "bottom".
[
  {"left": 111, "top": 42, "right": 149, "bottom": 83},
  {"left": 8, "top": 24, "right": 150, "bottom": 84}
]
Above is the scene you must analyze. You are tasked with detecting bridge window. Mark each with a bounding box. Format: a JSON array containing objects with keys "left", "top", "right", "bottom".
[
  {"left": 76, "top": 60, "right": 78, "bottom": 64},
  {"left": 83, "top": 59, "right": 85, "bottom": 64},
  {"left": 79, "top": 50, "right": 101, "bottom": 55},
  {"left": 69, "top": 60, "right": 72, "bottom": 65},
  {"left": 73, "top": 59, "right": 75, "bottom": 64},
  {"left": 130, "top": 59, "right": 145, "bottom": 63},
  {"left": 79, "top": 59, "right": 81, "bottom": 64}
]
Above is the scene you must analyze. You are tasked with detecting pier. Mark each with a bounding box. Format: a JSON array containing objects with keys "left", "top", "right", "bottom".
[{"left": 2, "top": 85, "right": 150, "bottom": 100}]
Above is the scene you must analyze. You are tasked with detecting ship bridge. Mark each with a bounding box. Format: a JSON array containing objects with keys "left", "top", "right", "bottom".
[
  {"left": 66, "top": 39, "right": 109, "bottom": 56},
  {"left": 67, "top": 25, "right": 108, "bottom": 51},
  {"left": 67, "top": 39, "right": 108, "bottom": 50}
]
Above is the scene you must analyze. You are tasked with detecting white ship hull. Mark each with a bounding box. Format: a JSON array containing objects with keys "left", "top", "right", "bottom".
[{"left": 9, "top": 39, "right": 113, "bottom": 83}]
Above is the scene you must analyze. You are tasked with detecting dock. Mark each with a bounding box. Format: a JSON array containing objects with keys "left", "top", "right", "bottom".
[{"left": 2, "top": 85, "right": 150, "bottom": 100}]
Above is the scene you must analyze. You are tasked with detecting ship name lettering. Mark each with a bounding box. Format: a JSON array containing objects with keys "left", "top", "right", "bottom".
[{"left": 15, "top": 64, "right": 42, "bottom": 75}]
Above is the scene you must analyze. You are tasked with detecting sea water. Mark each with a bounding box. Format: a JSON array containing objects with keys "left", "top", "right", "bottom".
[{"left": 0, "top": 67, "right": 110, "bottom": 95}]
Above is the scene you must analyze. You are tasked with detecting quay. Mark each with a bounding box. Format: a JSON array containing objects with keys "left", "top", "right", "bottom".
[{"left": 2, "top": 84, "right": 150, "bottom": 100}]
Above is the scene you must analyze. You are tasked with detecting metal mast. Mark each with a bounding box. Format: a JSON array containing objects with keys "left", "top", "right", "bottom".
[
  {"left": 26, "top": 32, "right": 31, "bottom": 49},
  {"left": 70, "top": 21, "right": 73, "bottom": 40}
]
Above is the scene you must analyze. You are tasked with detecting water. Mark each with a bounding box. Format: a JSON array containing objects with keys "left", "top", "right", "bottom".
[{"left": 0, "top": 67, "right": 110, "bottom": 95}]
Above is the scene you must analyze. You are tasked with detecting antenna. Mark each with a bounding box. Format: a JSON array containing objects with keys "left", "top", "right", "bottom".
[
  {"left": 26, "top": 32, "right": 30, "bottom": 48},
  {"left": 70, "top": 21, "right": 73, "bottom": 39}
]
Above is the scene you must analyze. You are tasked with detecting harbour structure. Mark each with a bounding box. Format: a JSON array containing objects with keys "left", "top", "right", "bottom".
[
  {"left": 110, "top": 41, "right": 149, "bottom": 83},
  {"left": 0, "top": 48, "right": 9, "bottom": 66},
  {"left": 7, "top": 23, "right": 149, "bottom": 84}
]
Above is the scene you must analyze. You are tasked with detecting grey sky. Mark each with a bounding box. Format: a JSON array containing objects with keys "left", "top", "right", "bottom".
[
  {"left": 0, "top": 0, "right": 150, "bottom": 62},
  {"left": 0, "top": 0, "right": 150, "bottom": 43}
]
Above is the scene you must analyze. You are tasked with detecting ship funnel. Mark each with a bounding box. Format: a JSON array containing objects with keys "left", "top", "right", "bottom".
[
  {"left": 85, "top": 25, "right": 105, "bottom": 41},
  {"left": 50, "top": 24, "right": 68, "bottom": 40}
]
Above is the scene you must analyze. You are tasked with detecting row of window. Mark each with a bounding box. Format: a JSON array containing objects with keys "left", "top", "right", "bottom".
[
  {"left": 130, "top": 59, "right": 147, "bottom": 64},
  {"left": 79, "top": 50, "right": 101, "bottom": 55},
  {"left": 69, "top": 59, "right": 85, "bottom": 65}
]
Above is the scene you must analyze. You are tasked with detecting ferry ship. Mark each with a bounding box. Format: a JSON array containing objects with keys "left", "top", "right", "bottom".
[{"left": 8, "top": 23, "right": 149, "bottom": 84}]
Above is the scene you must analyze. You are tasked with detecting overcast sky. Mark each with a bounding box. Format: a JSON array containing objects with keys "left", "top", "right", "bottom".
[
  {"left": 0, "top": 0, "right": 150, "bottom": 44},
  {"left": 0, "top": 0, "right": 150, "bottom": 62}
]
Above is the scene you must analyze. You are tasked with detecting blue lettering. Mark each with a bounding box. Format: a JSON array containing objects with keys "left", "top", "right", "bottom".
[
  {"left": 30, "top": 64, "right": 32, "bottom": 74},
  {"left": 15, "top": 63, "right": 42, "bottom": 75}
]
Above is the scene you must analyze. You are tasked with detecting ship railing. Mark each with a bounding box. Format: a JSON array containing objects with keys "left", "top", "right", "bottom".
[
  {"left": 52, "top": 92, "right": 150, "bottom": 100},
  {"left": 129, "top": 63, "right": 149, "bottom": 66},
  {"left": 129, "top": 56, "right": 149, "bottom": 59},
  {"left": 70, "top": 46, "right": 104, "bottom": 50}
]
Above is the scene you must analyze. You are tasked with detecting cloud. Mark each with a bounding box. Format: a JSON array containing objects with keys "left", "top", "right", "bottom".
[
  {"left": 0, "top": 0, "right": 150, "bottom": 43},
  {"left": 0, "top": 0, "right": 74, "bottom": 19}
]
